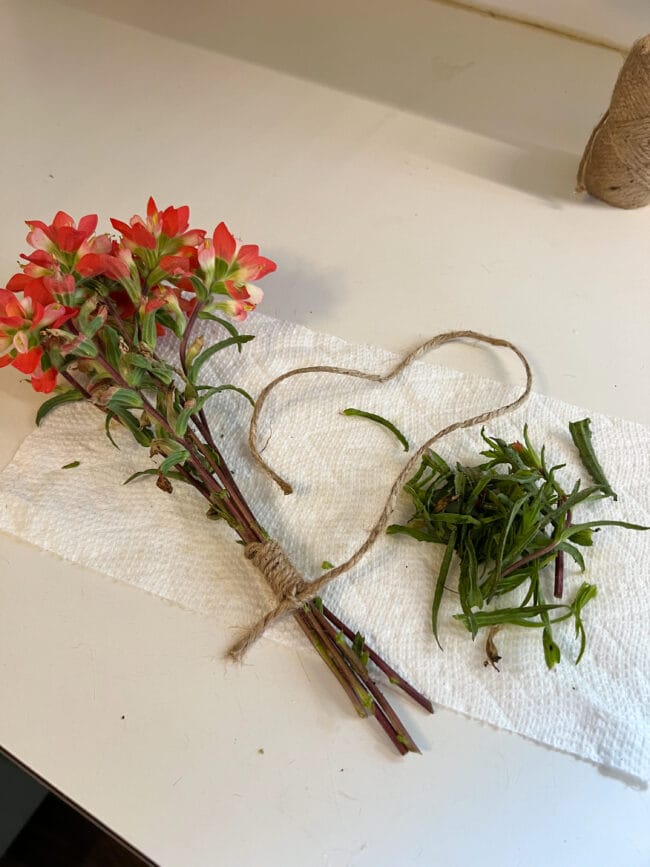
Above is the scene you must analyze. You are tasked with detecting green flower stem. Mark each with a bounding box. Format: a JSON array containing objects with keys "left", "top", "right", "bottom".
[
  {"left": 81, "top": 331, "right": 424, "bottom": 751},
  {"left": 179, "top": 302, "right": 203, "bottom": 374},
  {"left": 185, "top": 425, "right": 263, "bottom": 540},
  {"left": 103, "top": 298, "right": 137, "bottom": 350},
  {"left": 319, "top": 603, "right": 434, "bottom": 714},
  {"left": 298, "top": 606, "right": 372, "bottom": 720},
  {"left": 91, "top": 354, "right": 240, "bottom": 516},
  {"left": 315, "top": 607, "right": 420, "bottom": 754}
]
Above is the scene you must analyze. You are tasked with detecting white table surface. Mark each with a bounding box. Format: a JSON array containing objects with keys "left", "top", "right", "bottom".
[{"left": 1, "top": 1, "right": 649, "bottom": 865}]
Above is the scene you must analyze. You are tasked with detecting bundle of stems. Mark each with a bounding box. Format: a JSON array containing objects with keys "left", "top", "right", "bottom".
[{"left": 1, "top": 199, "right": 431, "bottom": 754}]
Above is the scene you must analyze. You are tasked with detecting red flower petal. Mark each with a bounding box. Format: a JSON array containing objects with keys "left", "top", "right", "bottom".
[
  {"left": 110, "top": 218, "right": 132, "bottom": 236},
  {"left": 52, "top": 211, "right": 74, "bottom": 229},
  {"left": 130, "top": 223, "right": 157, "bottom": 249},
  {"left": 31, "top": 366, "right": 58, "bottom": 393},
  {"left": 77, "top": 254, "right": 129, "bottom": 280},
  {"left": 212, "top": 222, "right": 236, "bottom": 263},
  {"left": 12, "top": 347, "right": 42, "bottom": 374},
  {"left": 236, "top": 244, "right": 277, "bottom": 279},
  {"left": 159, "top": 255, "right": 191, "bottom": 276},
  {"left": 20, "top": 250, "right": 53, "bottom": 267},
  {"left": 77, "top": 214, "right": 98, "bottom": 236},
  {"left": 6, "top": 273, "right": 31, "bottom": 293},
  {"left": 55, "top": 226, "right": 87, "bottom": 252}
]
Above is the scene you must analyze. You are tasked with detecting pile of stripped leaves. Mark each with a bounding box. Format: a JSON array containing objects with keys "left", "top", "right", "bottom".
[{"left": 387, "top": 419, "right": 647, "bottom": 669}]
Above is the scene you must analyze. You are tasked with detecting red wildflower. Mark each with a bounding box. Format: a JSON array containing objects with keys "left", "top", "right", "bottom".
[
  {"left": 0, "top": 289, "right": 69, "bottom": 392},
  {"left": 111, "top": 197, "right": 205, "bottom": 253}
]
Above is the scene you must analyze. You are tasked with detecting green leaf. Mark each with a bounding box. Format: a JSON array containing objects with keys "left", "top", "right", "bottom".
[
  {"left": 123, "top": 468, "right": 190, "bottom": 485},
  {"left": 321, "top": 560, "right": 334, "bottom": 570},
  {"left": 569, "top": 418, "right": 617, "bottom": 501},
  {"left": 557, "top": 540, "right": 586, "bottom": 571},
  {"left": 121, "top": 412, "right": 152, "bottom": 446},
  {"left": 453, "top": 603, "right": 568, "bottom": 630},
  {"left": 126, "top": 353, "right": 174, "bottom": 386},
  {"left": 140, "top": 310, "right": 157, "bottom": 349},
  {"left": 36, "top": 388, "right": 84, "bottom": 426},
  {"left": 542, "top": 626, "right": 561, "bottom": 669},
  {"left": 563, "top": 519, "right": 649, "bottom": 537},
  {"left": 570, "top": 583, "right": 597, "bottom": 663},
  {"left": 159, "top": 448, "right": 190, "bottom": 475},
  {"left": 432, "top": 528, "right": 456, "bottom": 649},
  {"left": 108, "top": 388, "right": 144, "bottom": 411},
  {"left": 157, "top": 308, "right": 185, "bottom": 339},
  {"left": 426, "top": 512, "right": 482, "bottom": 526},
  {"left": 198, "top": 311, "right": 241, "bottom": 341},
  {"left": 465, "top": 537, "right": 482, "bottom": 608},
  {"left": 341, "top": 408, "right": 409, "bottom": 451},
  {"left": 67, "top": 338, "right": 98, "bottom": 358},
  {"left": 195, "top": 383, "right": 255, "bottom": 406},
  {"left": 101, "top": 325, "right": 123, "bottom": 369},
  {"left": 386, "top": 524, "right": 435, "bottom": 542},
  {"left": 104, "top": 411, "right": 119, "bottom": 448},
  {"left": 175, "top": 384, "right": 256, "bottom": 437},
  {"left": 61, "top": 460, "right": 80, "bottom": 469},
  {"left": 188, "top": 335, "right": 255, "bottom": 383}
]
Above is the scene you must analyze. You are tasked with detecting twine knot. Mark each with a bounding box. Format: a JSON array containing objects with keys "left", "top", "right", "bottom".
[
  {"left": 244, "top": 539, "right": 309, "bottom": 603},
  {"left": 228, "top": 540, "right": 314, "bottom": 661}
]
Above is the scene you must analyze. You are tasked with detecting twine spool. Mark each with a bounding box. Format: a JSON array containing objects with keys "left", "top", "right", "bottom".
[{"left": 577, "top": 35, "right": 650, "bottom": 209}]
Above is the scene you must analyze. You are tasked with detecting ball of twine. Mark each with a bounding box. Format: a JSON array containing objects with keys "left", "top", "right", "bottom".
[{"left": 577, "top": 34, "right": 650, "bottom": 209}]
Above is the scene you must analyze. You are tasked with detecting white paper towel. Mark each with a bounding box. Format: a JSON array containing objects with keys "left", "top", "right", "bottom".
[{"left": 0, "top": 313, "right": 648, "bottom": 781}]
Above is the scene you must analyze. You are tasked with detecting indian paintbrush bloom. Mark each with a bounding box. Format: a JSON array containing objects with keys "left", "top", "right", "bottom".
[{"left": 1, "top": 199, "right": 431, "bottom": 755}]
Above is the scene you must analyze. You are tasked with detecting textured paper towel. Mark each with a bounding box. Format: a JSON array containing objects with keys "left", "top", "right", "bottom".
[{"left": 0, "top": 313, "right": 648, "bottom": 781}]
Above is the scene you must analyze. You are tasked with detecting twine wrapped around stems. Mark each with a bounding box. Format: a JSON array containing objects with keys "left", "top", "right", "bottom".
[
  {"left": 228, "top": 330, "right": 532, "bottom": 660},
  {"left": 577, "top": 34, "right": 650, "bottom": 209}
]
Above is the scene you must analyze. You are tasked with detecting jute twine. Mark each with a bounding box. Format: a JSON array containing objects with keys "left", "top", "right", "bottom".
[
  {"left": 577, "top": 34, "right": 650, "bottom": 209},
  {"left": 228, "top": 330, "right": 532, "bottom": 661}
]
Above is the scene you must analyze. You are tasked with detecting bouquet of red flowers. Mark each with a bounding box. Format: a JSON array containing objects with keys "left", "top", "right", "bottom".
[{"left": 1, "top": 198, "right": 431, "bottom": 754}]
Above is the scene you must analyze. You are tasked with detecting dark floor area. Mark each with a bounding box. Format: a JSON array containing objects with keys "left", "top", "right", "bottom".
[{"left": 1, "top": 794, "right": 150, "bottom": 867}]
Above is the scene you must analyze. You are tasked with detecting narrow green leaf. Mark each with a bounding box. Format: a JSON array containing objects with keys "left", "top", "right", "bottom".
[
  {"left": 542, "top": 626, "right": 561, "bottom": 669},
  {"left": 104, "top": 411, "right": 120, "bottom": 448},
  {"left": 36, "top": 389, "right": 84, "bottom": 426},
  {"left": 109, "top": 406, "right": 151, "bottom": 447},
  {"left": 108, "top": 388, "right": 144, "bottom": 411},
  {"left": 569, "top": 418, "right": 617, "bottom": 501},
  {"left": 198, "top": 311, "right": 241, "bottom": 341},
  {"left": 562, "top": 519, "right": 649, "bottom": 537},
  {"left": 101, "top": 325, "right": 122, "bottom": 369},
  {"left": 61, "top": 460, "right": 80, "bottom": 469},
  {"left": 342, "top": 408, "right": 409, "bottom": 451},
  {"left": 188, "top": 335, "right": 255, "bottom": 383},
  {"left": 465, "top": 537, "right": 482, "bottom": 608},
  {"left": 432, "top": 528, "right": 457, "bottom": 649},
  {"left": 140, "top": 310, "right": 157, "bottom": 350},
  {"left": 123, "top": 468, "right": 190, "bottom": 485},
  {"left": 197, "top": 383, "right": 256, "bottom": 406},
  {"left": 68, "top": 338, "right": 98, "bottom": 358},
  {"left": 159, "top": 448, "right": 190, "bottom": 475},
  {"left": 386, "top": 524, "right": 434, "bottom": 542},
  {"left": 557, "top": 540, "right": 586, "bottom": 571}
]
